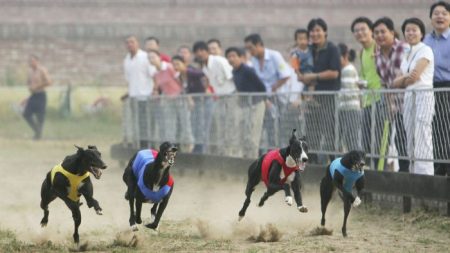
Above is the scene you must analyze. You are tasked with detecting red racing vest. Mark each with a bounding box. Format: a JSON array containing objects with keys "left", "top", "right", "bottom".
[{"left": 261, "top": 149, "right": 298, "bottom": 186}]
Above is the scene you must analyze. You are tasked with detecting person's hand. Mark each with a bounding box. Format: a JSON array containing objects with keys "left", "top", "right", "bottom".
[
  {"left": 271, "top": 83, "right": 282, "bottom": 92},
  {"left": 353, "top": 196, "right": 362, "bottom": 207},
  {"left": 302, "top": 73, "right": 317, "bottom": 85},
  {"left": 285, "top": 196, "right": 293, "bottom": 206},
  {"left": 265, "top": 100, "right": 273, "bottom": 109}
]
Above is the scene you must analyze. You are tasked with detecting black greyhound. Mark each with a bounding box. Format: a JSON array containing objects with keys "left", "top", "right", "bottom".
[
  {"left": 40, "top": 145, "right": 107, "bottom": 244},
  {"left": 320, "top": 150, "right": 366, "bottom": 237},
  {"left": 123, "top": 141, "right": 177, "bottom": 231},
  {"left": 238, "top": 129, "right": 309, "bottom": 220}
]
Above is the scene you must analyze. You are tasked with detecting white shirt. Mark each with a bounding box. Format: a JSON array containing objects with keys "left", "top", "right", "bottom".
[
  {"left": 202, "top": 55, "right": 235, "bottom": 94},
  {"left": 400, "top": 42, "right": 434, "bottom": 90},
  {"left": 123, "top": 49, "right": 156, "bottom": 98},
  {"left": 277, "top": 67, "right": 301, "bottom": 105}
]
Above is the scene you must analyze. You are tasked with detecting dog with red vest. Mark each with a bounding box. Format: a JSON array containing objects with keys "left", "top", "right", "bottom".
[
  {"left": 238, "top": 129, "right": 308, "bottom": 220},
  {"left": 122, "top": 142, "right": 177, "bottom": 231}
]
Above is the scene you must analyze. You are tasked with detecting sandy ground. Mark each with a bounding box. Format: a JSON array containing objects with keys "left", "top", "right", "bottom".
[{"left": 0, "top": 137, "right": 449, "bottom": 252}]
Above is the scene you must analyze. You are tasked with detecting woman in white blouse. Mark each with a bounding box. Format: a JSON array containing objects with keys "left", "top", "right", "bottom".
[{"left": 393, "top": 18, "right": 435, "bottom": 175}]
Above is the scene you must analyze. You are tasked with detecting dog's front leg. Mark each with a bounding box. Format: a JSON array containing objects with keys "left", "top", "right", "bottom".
[
  {"left": 146, "top": 190, "right": 172, "bottom": 230},
  {"left": 259, "top": 162, "right": 283, "bottom": 207},
  {"left": 342, "top": 195, "right": 352, "bottom": 237},
  {"left": 291, "top": 172, "right": 308, "bottom": 212},
  {"left": 64, "top": 200, "right": 82, "bottom": 244},
  {"left": 283, "top": 183, "right": 293, "bottom": 206},
  {"left": 79, "top": 179, "right": 102, "bottom": 215}
]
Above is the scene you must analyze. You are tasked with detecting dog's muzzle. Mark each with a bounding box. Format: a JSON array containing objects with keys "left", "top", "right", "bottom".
[
  {"left": 166, "top": 152, "right": 176, "bottom": 166},
  {"left": 90, "top": 166, "right": 103, "bottom": 179}
]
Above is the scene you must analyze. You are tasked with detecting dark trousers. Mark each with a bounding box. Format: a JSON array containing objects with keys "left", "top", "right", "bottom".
[
  {"left": 23, "top": 91, "right": 46, "bottom": 139},
  {"left": 433, "top": 81, "right": 450, "bottom": 176},
  {"left": 361, "top": 101, "right": 384, "bottom": 168}
]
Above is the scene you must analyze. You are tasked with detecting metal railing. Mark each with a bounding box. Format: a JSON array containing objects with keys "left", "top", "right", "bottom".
[{"left": 122, "top": 88, "right": 450, "bottom": 170}]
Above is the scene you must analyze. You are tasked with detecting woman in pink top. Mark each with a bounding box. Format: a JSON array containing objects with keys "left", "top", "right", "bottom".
[{"left": 148, "top": 50, "right": 194, "bottom": 150}]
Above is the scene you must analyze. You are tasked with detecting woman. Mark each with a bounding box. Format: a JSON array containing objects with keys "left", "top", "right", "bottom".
[
  {"left": 393, "top": 18, "right": 434, "bottom": 175},
  {"left": 148, "top": 50, "right": 194, "bottom": 151},
  {"left": 171, "top": 55, "right": 207, "bottom": 153},
  {"left": 338, "top": 43, "right": 362, "bottom": 152},
  {"left": 299, "top": 18, "right": 341, "bottom": 164}
]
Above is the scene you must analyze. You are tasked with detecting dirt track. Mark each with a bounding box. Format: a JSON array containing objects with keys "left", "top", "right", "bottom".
[{"left": 0, "top": 138, "right": 449, "bottom": 252}]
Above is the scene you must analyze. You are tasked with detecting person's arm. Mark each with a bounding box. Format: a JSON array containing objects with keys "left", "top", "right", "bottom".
[
  {"left": 393, "top": 58, "right": 430, "bottom": 88},
  {"left": 302, "top": 44, "right": 340, "bottom": 84},
  {"left": 249, "top": 67, "right": 268, "bottom": 92},
  {"left": 271, "top": 52, "right": 291, "bottom": 92}
]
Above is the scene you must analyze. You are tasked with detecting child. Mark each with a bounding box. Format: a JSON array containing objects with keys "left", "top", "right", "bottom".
[
  {"left": 290, "top": 29, "right": 314, "bottom": 93},
  {"left": 337, "top": 43, "right": 362, "bottom": 152}
]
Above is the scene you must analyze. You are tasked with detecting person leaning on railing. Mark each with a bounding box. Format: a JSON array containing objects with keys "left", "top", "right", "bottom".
[
  {"left": 351, "top": 17, "right": 384, "bottom": 168},
  {"left": 423, "top": 1, "right": 450, "bottom": 176},
  {"left": 373, "top": 17, "right": 410, "bottom": 172},
  {"left": 393, "top": 18, "right": 435, "bottom": 175}
]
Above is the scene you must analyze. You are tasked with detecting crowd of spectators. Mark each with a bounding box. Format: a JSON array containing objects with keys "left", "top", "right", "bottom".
[{"left": 122, "top": 1, "right": 450, "bottom": 176}]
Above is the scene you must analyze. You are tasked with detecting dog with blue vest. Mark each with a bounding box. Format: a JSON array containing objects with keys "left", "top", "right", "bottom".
[
  {"left": 39, "top": 145, "right": 107, "bottom": 244},
  {"left": 238, "top": 129, "right": 309, "bottom": 220},
  {"left": 320, "top": 150, "right": 366, "bottom": 237},
  {"left": 123, "top": 142, "right": 177, "bottom": 231}
]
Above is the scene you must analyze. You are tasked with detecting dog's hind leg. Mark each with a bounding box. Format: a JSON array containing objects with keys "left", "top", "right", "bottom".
[
  {"left": 135, "top": 200, "right": 143, "bottom": 225},
  {"left": 40, "top": 175, "right": 56, "bottom": 227},
  {"left": 150, "top": 203, "right": 158, "bottom": 222},
  {"left": 342, "top": 196, "right": 352, "bottom": 237},
  {"left": 239, "top": 161, "right": 260, "bottom": 219},
  {"left": 258, "top": 188, "right": 277, "bottom": 207},
  {"left": 320, "top": 175, "right": 334, "bottom": 226}
]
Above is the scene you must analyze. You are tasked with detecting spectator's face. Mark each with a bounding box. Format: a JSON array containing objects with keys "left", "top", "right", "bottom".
[
  {"left": 353, "top": 22, "right": 373, "bottom": 45},
  {"left": 404, "top": 23, "right": 422, "bottom": 45},
  {"left": 172, "top": 59, "right": 186, "bottom": 72},
  {"left": 309, "top": 25, "right": 326, "bottom": 46},
  {"left": 245, "top": 42, "right": 260, "bottom": 57},
  {"left": 208, "top": 42, "right": 222, "bottom": 56},
  {"left": 226, "top": 51, "right": 242, "bottom": 69},
  {"left": 125, "top": 37, "right": 139, "bottom": 54},
  {"left": 194, "top": 49, "right": 209, "bottom": 63},
  {"left": 148, "top": 51, "right": 161, "bottom": 66},
  {"left": 295, "top": 33, "right": 309, "bottom": 49},
  {"left": 374, "top": 23, "right": 395, "bottom": 48},
  {"left": 431, "top": 5, "right": 450, "bottom": 32},
  {"left": 178, "top": 47, "right": 191, "bottom": 63},
  {"left": 145, "top": 40, "right": 159, "bottom": 51},
  {"left": 28, "top": 57, "right": 38, "bottom": 68}
]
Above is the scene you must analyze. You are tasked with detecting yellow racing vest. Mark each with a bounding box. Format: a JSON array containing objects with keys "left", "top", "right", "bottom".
[{"left": 50, "top": 164, "right": 90, "bottom": 202}]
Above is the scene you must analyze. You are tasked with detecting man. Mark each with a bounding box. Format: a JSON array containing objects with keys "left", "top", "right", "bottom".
[
  {"left": 23, "top": 55, "right": 51, "bottom": 140},
  {"left": 123, "top": 35, "right": 155, "bottom": 148},
  {"left": 177, "top": 45, "right": 197, "bottom": 68},
  {"left": 193, "top": 41, "right": 237, "bottom": 156},
  {"left": 207, "top": 38, "right": 223, "bottom": 56},
  {"left": 145, "top": 36, "right": 171, "bottom": 62},
  {"left": 244, "top": 33, "right": 291, "bottom": 153},
  {"left": 351, "top": 17, "right": 384, "bottom": 168},
  {"left": 226, "top": 47, "right": 266, "bottom": 158},
  {"left": 424, "top": 1, "right": 450, "bottom": 176}
]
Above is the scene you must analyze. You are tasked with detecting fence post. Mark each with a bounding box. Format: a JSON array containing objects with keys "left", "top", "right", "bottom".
[
  {"left": 334, "top": 93, "right": 339, "bottom": 152},
  {"left": 370, "top": 90, "right": 377, "bottom": 170}
]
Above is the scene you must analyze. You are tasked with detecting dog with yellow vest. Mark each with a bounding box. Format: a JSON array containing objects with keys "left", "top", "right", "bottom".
[{"left": 39, "top": 145, "right": 107, "bottom": 244}]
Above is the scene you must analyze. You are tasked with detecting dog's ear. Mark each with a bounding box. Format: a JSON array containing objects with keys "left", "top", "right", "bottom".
[
  {"left": 74, "top": 145, "right": 84, "bottom": 155},
  {"left": 289, "top": 129, "right": 297, "bottom": 145},
  {"left": 299, "top": 135, "right": 306, "bottom": 142},
  {"left": 87, "top": 145, "right": 97, "bottom": 150}
]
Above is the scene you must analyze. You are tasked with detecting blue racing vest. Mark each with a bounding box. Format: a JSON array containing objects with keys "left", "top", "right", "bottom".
[
  {"left": 329, "top": 158, "right": 364, "bottom": 193},
  {"left": 132, "top": 149, "right": 174, "bottom": 203}
]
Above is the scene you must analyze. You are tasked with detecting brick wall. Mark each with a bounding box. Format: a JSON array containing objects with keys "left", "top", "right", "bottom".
[{"left": 0, "top": 0, "right": 431, "bottom": 86}]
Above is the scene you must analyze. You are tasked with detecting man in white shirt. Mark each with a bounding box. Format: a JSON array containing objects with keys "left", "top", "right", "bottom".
[
  {"left": 193, "top": 41, "right": 239, "bottom": 156},
  {"left": 122, "top": 35, "right": 156, "bottom": 148}
]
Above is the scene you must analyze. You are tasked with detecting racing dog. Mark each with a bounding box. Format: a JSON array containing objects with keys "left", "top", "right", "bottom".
[
  {"left": 123, "top": 141, "right": 177, "bottom": 231},
  {"left": 40, "top": 145, "right": 107, "bottom": 244},
  {"left": 320, "top": 150, "right": 366, "bottom": 237},
  {"left": 238, "top": 129, "right": 309, "bottom": 220}
]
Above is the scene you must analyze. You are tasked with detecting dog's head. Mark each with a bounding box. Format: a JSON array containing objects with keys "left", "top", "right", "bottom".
[
  {"left": 341, "top": 150, "right": 366, "bottom": 172},
  {"left": 288, "top": 129, "right": 309, "bottom": 171},
  {"left": 76, "top": 145, "right": 107, "bottom": 179},
  {"left": 159, "top": 142, "right": 178, "bottom": 166}
]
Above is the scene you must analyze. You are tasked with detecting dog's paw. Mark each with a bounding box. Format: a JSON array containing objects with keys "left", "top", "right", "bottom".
[
  {"left": 297, "top": 205, "right": 308, "bottom": 213},
  {"left": 238, "top": 215, "right": 244, "bottom": 222},
  {"left": 285, "top": 196, "right": 293, "bottom": 206},
  {"left": 95, "top": 209, "right": 103, "bottom": 215},
  {"left": 136, "top": 217, "right": 142, "bottom": 224},
  {"left": 145, "top": 222, "right": 158, "bottom": 230},
  {"left": 124, "top": 192, "right": 130, "bottom": 200},
  {"left": 352, "top": 196, "right": 361, "bottom": 207},
  {"left": 131, "top": 225, "right": 139, "bottom": 232}
]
